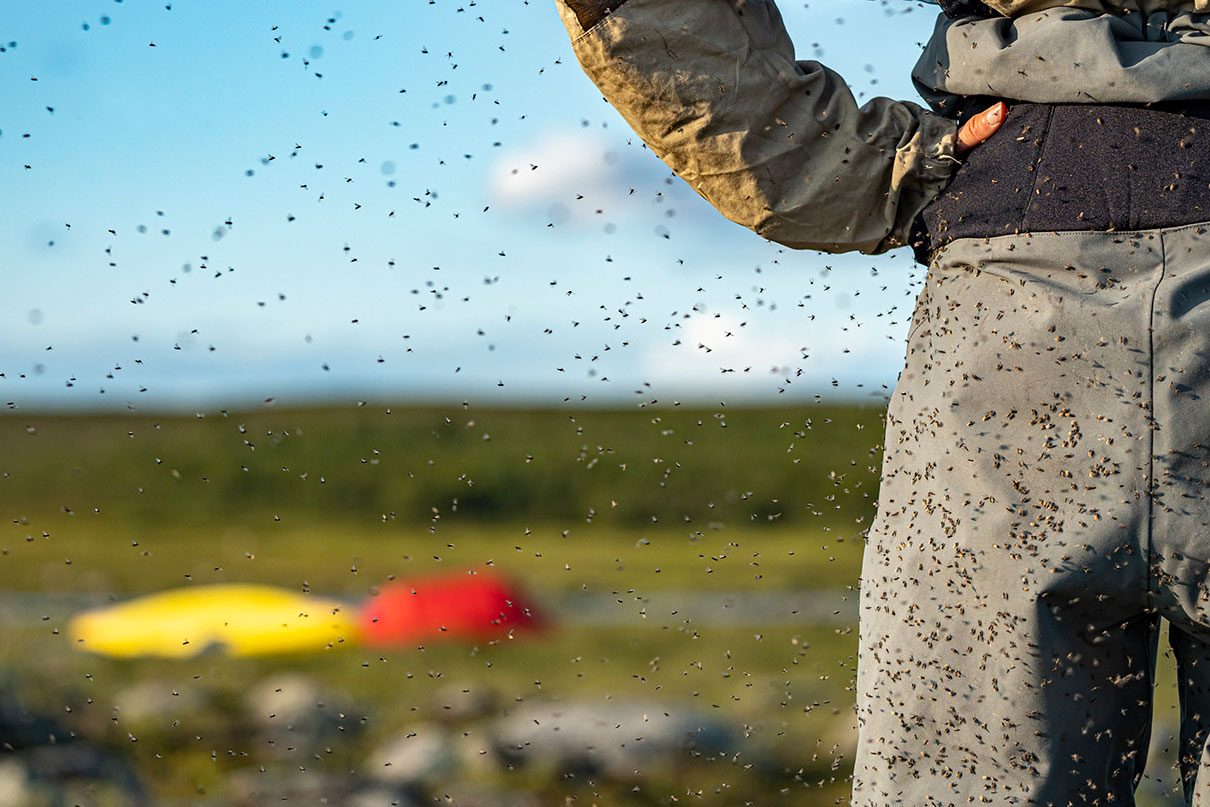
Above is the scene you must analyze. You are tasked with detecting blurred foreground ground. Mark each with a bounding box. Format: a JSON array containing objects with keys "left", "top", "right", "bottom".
[{"left": 0, "top": 406, "right": 1190, "bottom": 805}]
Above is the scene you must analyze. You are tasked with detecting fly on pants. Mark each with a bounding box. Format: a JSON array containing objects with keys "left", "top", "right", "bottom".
[{"left": 855, "top": 223, "right": 1210, "bottom": 805}]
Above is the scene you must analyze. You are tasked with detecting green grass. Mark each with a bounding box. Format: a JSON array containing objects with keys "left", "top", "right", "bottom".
[
  {"left": 0, "top": 517, "right": 863, "bottom": 597},
  {"left": 0, "top": 405, "right": 875, "bottom": 805},
  {"left": 0, "top": 404, "right": 885, "bottom": 532}
]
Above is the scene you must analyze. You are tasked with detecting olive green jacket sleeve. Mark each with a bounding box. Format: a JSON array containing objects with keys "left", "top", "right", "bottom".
[{"left": 556, "top": 0, "right": 961, "bottom": 254}]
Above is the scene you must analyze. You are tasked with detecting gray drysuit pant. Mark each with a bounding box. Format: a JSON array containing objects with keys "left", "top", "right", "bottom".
[{"left": 855, "top": 223, "right": 1210, "bottom": 805}]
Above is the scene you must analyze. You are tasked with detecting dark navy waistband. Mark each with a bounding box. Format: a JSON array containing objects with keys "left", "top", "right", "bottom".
[{"left": 913, "top": 102, "right": 1210, "bottom": 263}]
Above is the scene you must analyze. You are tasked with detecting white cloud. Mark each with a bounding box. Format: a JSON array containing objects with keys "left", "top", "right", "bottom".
[
  {"left": 484, "top": 129, "right": 714, "bottom": 233},
  {"left": 488, "top": 130, "right": 619, "bottom": 207},
  {"left": 637, "top": 310, "right": 905, "bottom": 397},
  {"left": 640, "top": 313, "right": 804, "bottom": 382}
]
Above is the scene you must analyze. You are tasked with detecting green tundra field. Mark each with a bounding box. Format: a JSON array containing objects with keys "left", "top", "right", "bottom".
[{"left": 0, "top": 404, "right": 1188, "bottom": 806}]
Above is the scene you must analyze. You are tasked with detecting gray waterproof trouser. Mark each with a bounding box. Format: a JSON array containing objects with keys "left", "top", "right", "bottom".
[{"left": 855, "top": 224, "right": 1210, "bottom": 805}]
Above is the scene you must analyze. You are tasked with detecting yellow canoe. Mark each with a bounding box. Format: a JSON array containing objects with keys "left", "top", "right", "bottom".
[{"left": 67, "top": 584, "right": 360, "bottom": 658}]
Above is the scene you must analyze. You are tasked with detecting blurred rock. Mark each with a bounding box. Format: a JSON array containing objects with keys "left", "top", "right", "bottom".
[
  {"left": 245, "top": 673, "right": 358, "bottom": 757},
  {"left": 430, "top": 784, "right": 541, "bottom": 807},
  {"left": 428, "top": 682, "right": 496, "bottom": 722},
  {"left": 112, "top": 679, "right": 206, "bottom": 733},
  {"left": 493, "top": 700, "right": 736, "bottom": 779},
  {"left": 227, "top": 766, "right": 349, "bottom": 806},
  {"left": 366, "top": 722, "right": 458, "bottom": 785},
  {"left": 0, "top": 688, "right": 146, "bottom": 806},
  {"left": 345, "top": 783, "right": 425, "bottom": 807},
  {"left": 0, "top": 760, "right": 34, "bottom": 807},
  {"left": 247, "top": 673, "right": 339, "bottom": 728}
]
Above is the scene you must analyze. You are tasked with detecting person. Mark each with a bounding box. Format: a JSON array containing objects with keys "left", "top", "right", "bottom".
[{"left": 556, "top": 0, "right": 1210, "bottom": 803}]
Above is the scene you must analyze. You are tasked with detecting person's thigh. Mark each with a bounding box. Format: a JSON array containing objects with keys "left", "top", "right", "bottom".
[{"left": 853, "top": 230, "right": 1167, "bottom": 805}]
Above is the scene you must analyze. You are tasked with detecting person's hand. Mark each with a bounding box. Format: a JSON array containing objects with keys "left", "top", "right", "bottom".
[{"left": 955, "top": 102, "right": 1007, "bottom": 157}]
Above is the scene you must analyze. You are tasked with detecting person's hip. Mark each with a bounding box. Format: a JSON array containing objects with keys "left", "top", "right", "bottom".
[{"left": 914, "top": 101, "right": 1210, "bottom": 262}]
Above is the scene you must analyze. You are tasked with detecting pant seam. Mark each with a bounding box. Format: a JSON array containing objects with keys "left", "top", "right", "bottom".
[
  {"left": 930, "top": 220, "right": 1210, "bottom": 262},
  {"left": 1145, "top": 232, "right": 1166, "bottom": 597}
]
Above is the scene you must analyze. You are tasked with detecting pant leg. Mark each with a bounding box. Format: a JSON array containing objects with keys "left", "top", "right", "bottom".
[
  {"left": 1146, "top": 222, "right": 1210, "bottom": 803},
  {"left": 853, "top": 230, "right": 1167, "bottom": 805},
  {"left": 1168, "top": 626, "right": 1210, "bottom": 803}
]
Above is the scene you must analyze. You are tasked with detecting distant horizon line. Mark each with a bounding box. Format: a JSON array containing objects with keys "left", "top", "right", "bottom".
[{"left": 1, "top": 388, "right": 895, "bottom": 417}]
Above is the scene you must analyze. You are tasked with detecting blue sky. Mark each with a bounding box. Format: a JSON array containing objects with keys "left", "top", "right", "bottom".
[{"left": 1, "top": 0, "right": 944, "bottom": 412}]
